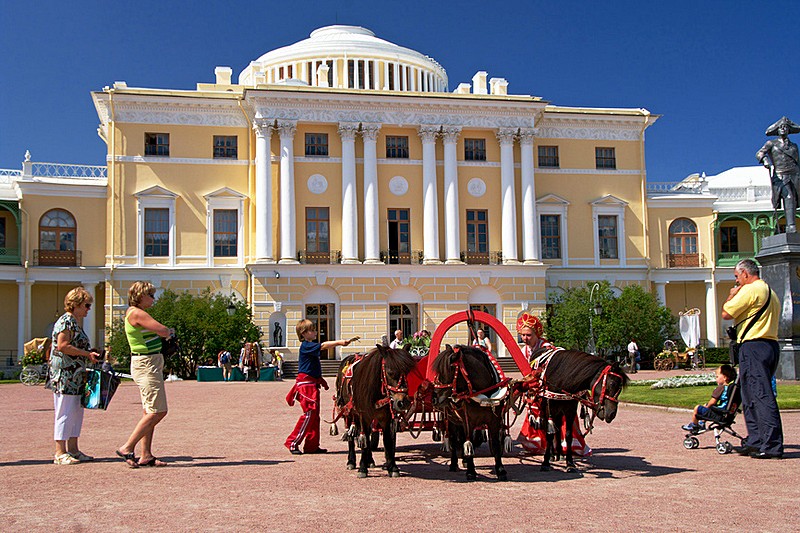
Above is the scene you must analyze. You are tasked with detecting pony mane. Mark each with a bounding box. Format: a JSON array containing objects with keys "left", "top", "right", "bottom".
[
  {"left": 432, "top": 345, "right": 499, "bottom": 390},
  {"left": 544, "top": 350, "right": 629, "bottom": 392},
  {"left": 351, "top": 345, "right": 416, "bottom": 413}
]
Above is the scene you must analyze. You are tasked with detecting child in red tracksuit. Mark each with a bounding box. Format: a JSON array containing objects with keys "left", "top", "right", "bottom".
[{"left": 285, "top": 319, "right": 352, "bottom": 455}]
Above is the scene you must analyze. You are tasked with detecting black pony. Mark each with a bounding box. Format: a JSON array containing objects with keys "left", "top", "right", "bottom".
[
  {"left": 529, "top": 349, "right": 629, "bottom": 472},
  {"left": 333, "top": 345, "right": 416, "bottom": 478},
  {"left": 431, "top": 344, "right": 512, "bottom": 481}
]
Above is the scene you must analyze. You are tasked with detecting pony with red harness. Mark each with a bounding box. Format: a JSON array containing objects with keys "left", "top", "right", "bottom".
[{"left": 330, "top": 344, "right": 417, "bottom": 478}]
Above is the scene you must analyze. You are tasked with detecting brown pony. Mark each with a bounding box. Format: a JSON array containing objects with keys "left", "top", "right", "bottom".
[
  {"left": 431, "top": 344, "right": 512, "bottom": 481},
  {"left": 333, "top": 345, "right": 416, "bottom": 478}
]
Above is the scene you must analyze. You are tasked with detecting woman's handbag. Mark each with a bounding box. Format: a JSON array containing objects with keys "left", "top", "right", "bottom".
[
  {"left": 82, "top": 368, "right": 121, "bottom": 410},
  {"left": 161, "top": 334, "right": 181, "bottom": 357}
]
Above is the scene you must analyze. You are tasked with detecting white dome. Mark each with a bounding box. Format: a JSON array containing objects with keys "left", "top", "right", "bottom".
[{"left": 239, "top": 25, "right": 448, "bottom": 93}]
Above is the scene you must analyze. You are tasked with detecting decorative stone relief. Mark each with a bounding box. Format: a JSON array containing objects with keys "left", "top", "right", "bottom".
[
  {"left": 360, "top": 123, "right": 381, "bottom": 141},
  {"left": 467, "top": 178, "right": 487, "bottom": 197},
  {"left": 417, "top": 125, "right": 440, "bottom": 142},
  {"left": 496, "top": 127, "right": 518, "bottom": 145},
  {"left": 518, "top": 128, "right": 537, "bottom": 145},
  {"left": 389, "top": 176, "right": 409, "bottom": 196},
  {"left": 307, "top": 174, "right": 328, "bottom": 194},
  {"left": 536, "top": 125, "right": 641, "bottom": 141},
  {"left": 338, "top": 122, "right": 359, "bottom": 140},
  {"left": 277, "top": 120, "right": 297, "bottom": 138},
  {"left": 441, "top": 126, "right": 462, "bottom": 143}
]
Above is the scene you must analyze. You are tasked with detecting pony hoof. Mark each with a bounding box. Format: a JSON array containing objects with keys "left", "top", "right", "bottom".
[
  {"left": 449, "top": 465, "right": 460, "bottom": 472},
  {"left": 566, "top": 467, "right": 579, "bottom": 474},
  {"left": 389, "top": 470, "right": 401, "bottom": 478},
  {"left": 497, "top": 472, "right": 508, "bottom": 482},
  {"left": 540, "top": 464, "right": 552, "bottom": 472},
  {"left": 346, "top": 463, "right": 356, "bottom": 470},
  {"left": 357, "top": 471, "right": 368, "bottom": 478},
  {"left": 369, "top": 462, "right": 376, "bottom": 469},
  {"left": 466, "top": 472, "right": 477, "bottom": 481}
]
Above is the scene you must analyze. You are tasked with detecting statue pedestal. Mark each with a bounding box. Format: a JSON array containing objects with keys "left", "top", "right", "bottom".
[{"left": 757, "top": 233, "right": 800, "bottom": 379}]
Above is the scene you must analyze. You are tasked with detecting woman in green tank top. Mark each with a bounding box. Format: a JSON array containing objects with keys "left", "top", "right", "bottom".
[{"left": 116, "top": 281, "right": 173, "bottom": 468}]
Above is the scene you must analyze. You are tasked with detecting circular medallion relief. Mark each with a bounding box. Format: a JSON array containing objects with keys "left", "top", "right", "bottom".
[
  {"left": 307, "top": 174, "right": 328, "bottom": 194},
  {"left": 389, "top": 176, "right": 409, "bottom": 196},
  {"left": 467, "top": 178, "right": 487, "bottom": 197}
]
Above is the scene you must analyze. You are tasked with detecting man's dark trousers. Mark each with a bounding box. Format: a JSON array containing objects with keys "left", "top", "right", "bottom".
[{"left": 739, "top": 339, "right": 784, "bottom": 455}]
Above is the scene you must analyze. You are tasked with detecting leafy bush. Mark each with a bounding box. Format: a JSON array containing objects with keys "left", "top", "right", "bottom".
[
  {"left": 21, "top": 350, "right": 46, "bottom": 367},
  {"left": 704, "top": 347, "right": 731, "bottom": 364},
  {"left": 108, "top": 289, "right": 262, "bottom": 379}
]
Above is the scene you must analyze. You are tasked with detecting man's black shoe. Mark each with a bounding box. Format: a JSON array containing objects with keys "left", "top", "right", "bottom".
[
  {"left": 289, "top": 448, "right": 302, "bottom": 455},
  {"left": 750, "top": 451, "right": 783, "bottom": 459},
  {"left": 736, "top": 445, "right": 757, "bottom": 456},
  {"left": 306, "top": 448, "right": 328, "bottom": 454}
]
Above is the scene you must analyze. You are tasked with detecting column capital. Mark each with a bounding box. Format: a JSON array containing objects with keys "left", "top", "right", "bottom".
[
  {"left": 441, "top": 126, "right": 462, "bottom": 144},
  {"left": 276, "top": 120, "right": 297, "bottom": 138},
  {"left": 338, "top": 122, "right": 360, "bottom": 141},
  {"left": 417, "top": 125, "right": 440, "bottom": 143},
  {"left": 496, "top": 127, "right": 518, "bottom": 145},
  {"left": 253, "top": 119, "right": 275, "bottom": 138},
  {"left": 360, "top": 123, "right": 381, "bottom": 142},
  {"left": 518, "top": 128, "right": 537, "bottom": 145}
]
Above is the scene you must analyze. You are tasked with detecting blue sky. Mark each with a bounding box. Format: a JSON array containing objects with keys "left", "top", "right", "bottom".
[{"left": 1, "top": 0, "right": 798, "bottom": 182}]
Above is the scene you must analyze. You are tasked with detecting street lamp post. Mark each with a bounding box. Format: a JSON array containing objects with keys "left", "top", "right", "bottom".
[{"left": 587, "top": 283, "right": 603, "bottom": 355}]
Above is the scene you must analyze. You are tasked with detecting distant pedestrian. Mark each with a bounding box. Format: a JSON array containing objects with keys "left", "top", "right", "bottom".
[{"left": 389, "top": 329, "right": 404, "bottom": 349}]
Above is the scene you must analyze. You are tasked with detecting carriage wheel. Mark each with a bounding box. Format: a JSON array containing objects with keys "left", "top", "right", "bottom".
[
  {"left": 20, "top": 367, "right": 41, "bottom": 386},
  {"left": 697, "top": 352, "right": 705, "bottom": 370}
]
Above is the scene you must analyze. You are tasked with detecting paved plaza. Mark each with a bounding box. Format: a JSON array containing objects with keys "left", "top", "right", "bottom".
[{"left": 1, "top": 372, "right": 797, "bottom": 532}]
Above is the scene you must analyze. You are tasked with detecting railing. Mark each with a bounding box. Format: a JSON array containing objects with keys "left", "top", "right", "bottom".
[
  {"left": 297, "top": 250, "right": 341, "bottom": 264},
  {"left": 0, "top": 169, "right": 22, "bottom": 184},
  {"left": 715, "top": 186, "right": 771, "bottom": 202},
  {"left": 30, "top": 163, "right": 106, "bottom": 179},
  {"left": 717, "top": 251, "right": 748, "bottom": 267},
  {"left": 667, "top": 253, "right": 704, "bottom": 267},
  {"left": 460, "top": 250, "right": 503, "bottom": 265},
  {"left": 381, "top": 250, "right": 411, "bottom": 264},
  {"left": 0, "top": 247, "right": 21, "bottom": 265},
  {"left": 33, "top": 249, "right": 82, "bottom": 266}
]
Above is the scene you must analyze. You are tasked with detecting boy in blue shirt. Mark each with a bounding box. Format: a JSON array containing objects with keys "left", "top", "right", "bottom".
[
  {"left": 285, "top": 319, "right": 352, "bottom": 455},
  {"left": 682, "top": 364, "right": 737, "bottom": 432}
]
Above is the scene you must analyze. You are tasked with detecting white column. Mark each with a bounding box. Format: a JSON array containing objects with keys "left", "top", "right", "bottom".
[
  {"left": 362, "top": 124, "right": 381, "bottom": 263},
  {"left": 339, "top": 122, "right": 360, "bottom": 264},
  {"left": 419, "top": 126, "right": 441, "bottom": 264},
  {"left": 254, "top": 120, "right": 274, "bottom": 262},
  {"left": 497, "top": 128, "right": 519, "bottom": 263},
  {"left": 519, "top": 128, "right": 539, "bottom": 262},
  {"left": 353, "top": 59, "right": 360, "bottom": 88},
  {"left": 372, "top": 60, "right": 378, "bottom": 89},
  {"left": 655, "top": 282, "right": 667, "bottom": 306},
  {"left": 705, "top": 280, "right": 719, "bottom": 347},
  {"left": 277, "top": 120, "right": 298, "bottom": 263},
  {"left": 393, "top": 63, "right": 400, "bottom": 90},
  {"left": 383, "top": 61, "right": 389, "bottom": 90},
  {"left": 343, "top": 59, "right": 349, "bottom": 88},
  {"left": 82, "top": 282, "right": 97, "bottom": 348},
  {"left": 16, "top": 280, "right": 29, "bottom": 361},
  {"left": 442, "top": 126, "right": 462, "bottom": 264}
]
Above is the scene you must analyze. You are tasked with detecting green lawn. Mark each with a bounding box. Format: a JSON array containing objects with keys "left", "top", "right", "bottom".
[{"left": 623, "top": 383, "right": 800, "bottom": 410}]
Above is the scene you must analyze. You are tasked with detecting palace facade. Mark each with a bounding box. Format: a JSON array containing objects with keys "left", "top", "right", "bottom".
[{"left": 1, "top": 25, "right": 762, "bottom": 364}]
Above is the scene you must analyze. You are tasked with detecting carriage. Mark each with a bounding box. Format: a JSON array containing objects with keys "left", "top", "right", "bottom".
[
  {"left": 20, "top": 337, "right": 51, "bottom": 386},
  {"left": 653, "top": 340, "right": 706, "bottom": 371},
  {"left": 332, "top": 309, "right": 627, "bottom": 479}
]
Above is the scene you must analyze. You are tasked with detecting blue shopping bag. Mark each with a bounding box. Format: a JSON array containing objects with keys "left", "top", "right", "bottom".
[{"left": 82, "top": 369, "right": 121, "bottom": 410}]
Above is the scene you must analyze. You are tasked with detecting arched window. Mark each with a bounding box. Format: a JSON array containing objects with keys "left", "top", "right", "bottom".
[
  {"left": 668, "top": 218, "right": 698, "bottom": 267},
  {"left": 38, "top": 209, "right": 77, "bottom": 266}
]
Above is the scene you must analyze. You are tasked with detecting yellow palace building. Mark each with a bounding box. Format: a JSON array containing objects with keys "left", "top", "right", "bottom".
[{"left": 1, "top": 24, "right": 733, "bottom": 363}]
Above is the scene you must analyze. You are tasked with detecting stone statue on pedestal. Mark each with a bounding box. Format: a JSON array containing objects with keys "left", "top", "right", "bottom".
[{"left": 756, "top": 117, "right": 800, "bottom": 234}]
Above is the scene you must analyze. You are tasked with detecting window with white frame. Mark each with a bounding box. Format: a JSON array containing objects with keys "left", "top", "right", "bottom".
[
  {"left": 591, "top": 195, "right": 627, "bottom": 266},
  {"left": 205, "top": 188, "right": 245, "bottom": 265},
  {"left": 536, "top": 194, "right": 570, "bottom": 265},
  {"left": 136, "top": 186, "right": 177, "bottom": 266}
]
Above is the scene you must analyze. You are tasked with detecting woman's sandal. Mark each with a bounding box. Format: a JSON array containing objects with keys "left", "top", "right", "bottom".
[
  {"left": 138, "top": 457, "right": 167, "bottom": 467},
  {"left": 116, "top": 450, "right": 139, "bottom": 468},
  {"left": 54, "top": 452, "right": 80, "bottom": 465}
]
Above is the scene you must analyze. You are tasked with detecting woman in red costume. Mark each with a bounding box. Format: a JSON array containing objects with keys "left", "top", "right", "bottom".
[{"left": 515, "top": 312, "right": 591, "bottom": 456}]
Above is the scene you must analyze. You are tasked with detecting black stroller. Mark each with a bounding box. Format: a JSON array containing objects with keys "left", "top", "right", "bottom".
[{"left": 682, "top": 380, "right": 744, "bottom": 454}]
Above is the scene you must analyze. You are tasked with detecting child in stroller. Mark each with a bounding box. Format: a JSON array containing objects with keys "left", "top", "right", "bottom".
[{"left": 681, "top": 364, "right": 743, "bottom": 454}]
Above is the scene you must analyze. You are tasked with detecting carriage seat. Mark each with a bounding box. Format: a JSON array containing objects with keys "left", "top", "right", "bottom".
[{"left": 471, "top": 386, "right": 509, "bottom": 407}]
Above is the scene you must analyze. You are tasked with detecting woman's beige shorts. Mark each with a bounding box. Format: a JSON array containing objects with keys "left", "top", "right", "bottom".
[{"left": 131, "top": 353, "right": 168, "bottom": 413}]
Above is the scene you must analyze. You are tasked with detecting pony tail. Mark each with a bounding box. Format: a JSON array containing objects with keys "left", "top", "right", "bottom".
[
  {"left": 442, "top": 439, "right": 451, "bottom": 453},
  {"left": 547, "top": 418, "right": 556, "bottom": 434},
  {"left": 357, "top": 433, "right": 368, "bottom": 449},
  {"left": 503, "top": 434, "right": 513, "bottom": 454},
  {"left": 329, "top": 423, "right": 339, "bottom": 436},
  {"left": 463, "top": 440, "right": 474, "bottom": 457}
]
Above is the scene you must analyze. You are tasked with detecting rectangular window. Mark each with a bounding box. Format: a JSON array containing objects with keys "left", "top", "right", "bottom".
[
  {"left": 306, "top": 61, "right": 313, "bottom": 84},
  {"left": 386, "top": 136, "right": 409, "bottom": 158},
  {"left": 595, "top": 147, "right": 616, "bottom": 169},
  {"left": 306, "top": 207, "right": 330, "bottom": 263},
  {"left": 145, "top": 133, "right": 169, "bottom": 157},
  {"left": 144, "top": 208, "right": 169, "bottom": 257},
  {"left": 213, "top": 209, "right": 237, "bottom": 257},
  {"left": 538, "top": 146, "right": 560, "bottom": 168},
  {"left": 0, "top": 217, "right": 5, "bottom": 248},
  {"left": 326, "top": 60, "right": 334, "bottom": 86},
  {"left": 466, "top": 210, "right": 489, "bottom": 259},
  {"left": 388, "top": 63, "right": 395, "bottom": 90},
  {"left": 540, "top": 214, "right": 561, "bottom": 259},
  {"left": 598, "top": 215, "right": 618, "bottom": 259},
  {"left": 213, "top": 136, "right": 237, "bottom": 159},
  {"left": 305, "top": 133, "right": 329, "bottom": 156},
  {"left": 387, "top": 208, "right": 410, "bottom": 264},
  {"left": 464, "top": 138, "right": 486, "bottom": 161},
  {"left": 347, "top": 60, "right": 355, "bottom": 88},
  {"left": 721, "top": 227, "right": 739, "bottom": 253}
]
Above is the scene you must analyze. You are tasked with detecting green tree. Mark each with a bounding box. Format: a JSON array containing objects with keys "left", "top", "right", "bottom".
[
  {"left": 107, "top": 289, "right": 262, "bottom": 379},
  {"left": 545, "top": 282, "right": 676, "bottom": 357}
]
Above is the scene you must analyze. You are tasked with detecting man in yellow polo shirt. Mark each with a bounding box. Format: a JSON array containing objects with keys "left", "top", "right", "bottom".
[{"left": 722, "top": 259, "right": 784, "bottom": 459}]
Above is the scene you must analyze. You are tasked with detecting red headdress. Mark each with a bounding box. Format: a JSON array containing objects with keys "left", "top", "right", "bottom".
[{"left": 516, "top": 312, "right": 543, "bottom": 337}]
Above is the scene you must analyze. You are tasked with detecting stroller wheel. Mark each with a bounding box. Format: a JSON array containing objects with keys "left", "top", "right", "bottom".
[
  {"left": 691, "top": 437, "right": 700, "bottom": 449},
  {"left": 683, "top": 436, "right": 695, "bottom": 450},
  {"left": 720, "top": 442, "right": 733, "bottom": 454}
]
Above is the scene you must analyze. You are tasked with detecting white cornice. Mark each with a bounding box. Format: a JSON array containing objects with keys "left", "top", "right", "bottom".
[
  {"left": 537, "top": 114, "right": 646, "bottom": 141},
  {"left": 110, "top": 155, "right": 251, "bottom": 166},
  {"left": 94, "top": 93, "right": 248, "bottom": 127},
  {"left": 15, "top": 180, "right": 107, "bottom": 199}
]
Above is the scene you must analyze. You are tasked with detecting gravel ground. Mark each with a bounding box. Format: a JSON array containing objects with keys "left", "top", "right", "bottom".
[{"left": 0, "top": 370, "right": 797, "bottom": 532}]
